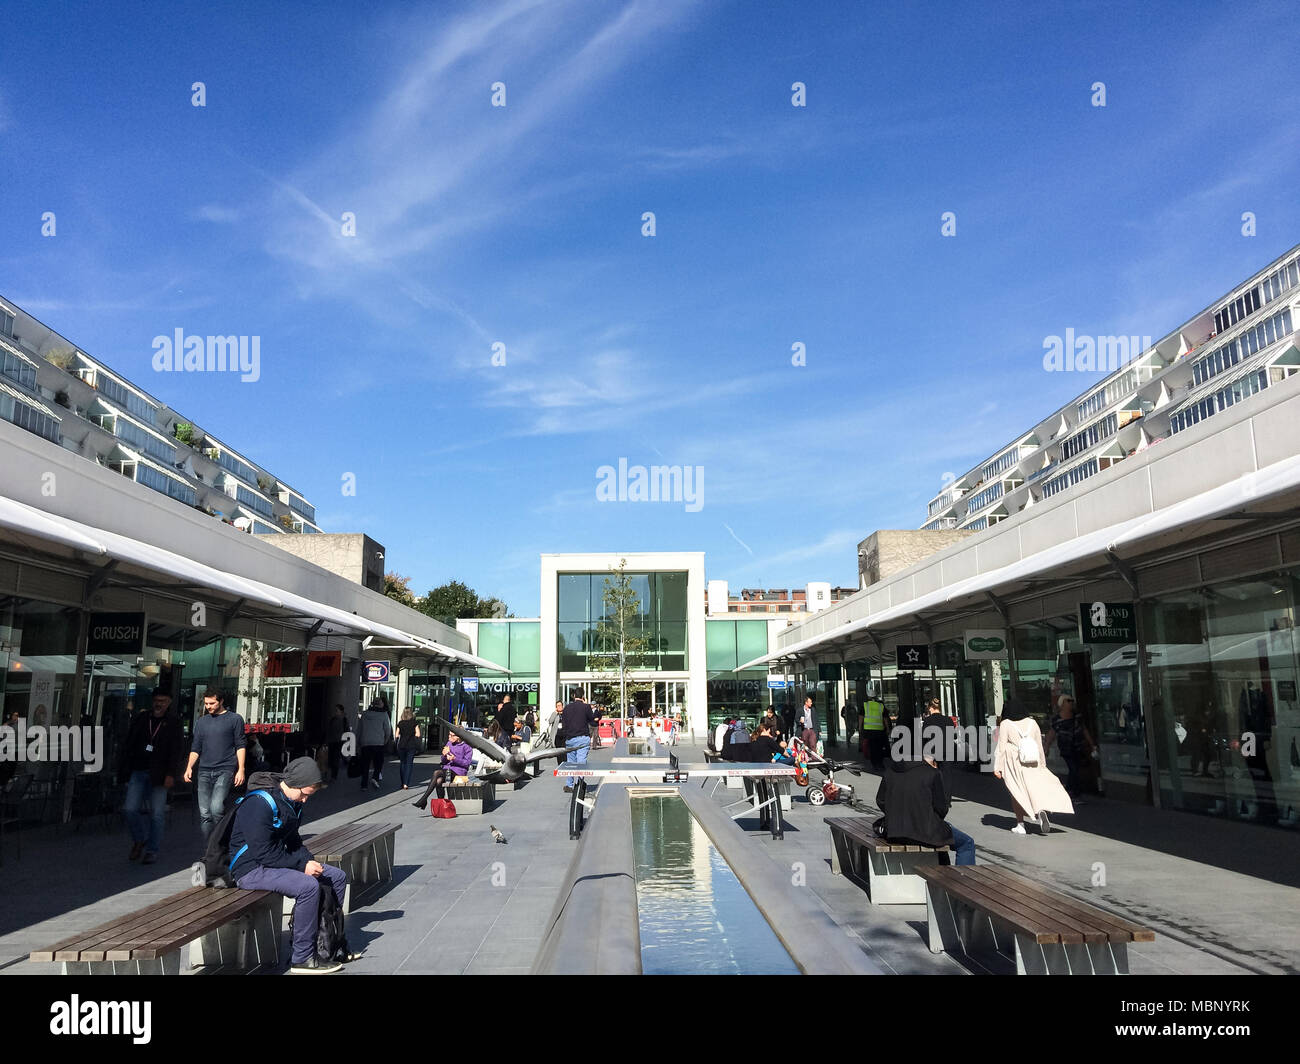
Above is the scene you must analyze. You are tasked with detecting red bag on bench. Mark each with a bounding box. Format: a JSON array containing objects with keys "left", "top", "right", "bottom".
[{"left": 429, "top": 798, "right": 457, "bottom": 819}]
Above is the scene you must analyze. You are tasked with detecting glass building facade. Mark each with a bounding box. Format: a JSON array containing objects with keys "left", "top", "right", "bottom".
[{"left": 556, "top": 571, "right": 688, "bottom": 673}]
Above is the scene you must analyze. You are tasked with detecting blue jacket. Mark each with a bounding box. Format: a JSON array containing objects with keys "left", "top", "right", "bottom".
[{"left": 229, "top": 785, "right": 313, "bottom": 882}]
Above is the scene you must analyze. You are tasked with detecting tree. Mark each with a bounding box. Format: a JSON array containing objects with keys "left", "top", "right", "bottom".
[
  {"left": 593, "top": 559, "right": 653, "bottom": 719},
  {"left": 418, "top": 581, "right": 510, "bottom": 625},
  {"left": 383, "top": 572, "right": 419, "bottom": 609}
]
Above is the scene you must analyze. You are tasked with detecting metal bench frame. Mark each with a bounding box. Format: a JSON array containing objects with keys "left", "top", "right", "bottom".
[{"left": 827, "top": 818, "right": 948, "bottom": 904}]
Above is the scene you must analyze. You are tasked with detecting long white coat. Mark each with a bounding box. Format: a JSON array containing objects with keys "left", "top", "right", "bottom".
[{"left": 994, "top": 717, "right": 1074, "bottom": 816}]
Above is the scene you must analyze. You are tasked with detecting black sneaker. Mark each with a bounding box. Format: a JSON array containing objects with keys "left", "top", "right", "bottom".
[{"left": 289, "top": 956, "right": 342, "bottom": 975}]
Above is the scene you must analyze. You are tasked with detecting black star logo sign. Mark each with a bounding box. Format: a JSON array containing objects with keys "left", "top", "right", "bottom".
[{"left": 905, "top": 648, "right": 920, "bottom": 663}]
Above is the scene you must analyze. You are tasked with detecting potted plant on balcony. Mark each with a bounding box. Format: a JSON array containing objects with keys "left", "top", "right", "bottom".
[{"left": 173, "top": 422, "right": 198, "bottom": 447}]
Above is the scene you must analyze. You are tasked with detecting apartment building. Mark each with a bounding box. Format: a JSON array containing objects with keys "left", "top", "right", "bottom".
[
  {"left": 922, "top": 244, "right": 1300, "bottom": 532},
  {"left": 0, "top": 297, "right": 321, "bottom": 536}
]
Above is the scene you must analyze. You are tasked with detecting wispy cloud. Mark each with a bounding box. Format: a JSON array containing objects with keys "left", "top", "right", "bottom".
[{"left": 723, "top": 522, "right": 754, "bottom": 556}]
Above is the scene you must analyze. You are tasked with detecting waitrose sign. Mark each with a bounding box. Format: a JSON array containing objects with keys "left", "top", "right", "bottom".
[{"left": 964, "top": 630, "right": 1007, "bottom": 661}]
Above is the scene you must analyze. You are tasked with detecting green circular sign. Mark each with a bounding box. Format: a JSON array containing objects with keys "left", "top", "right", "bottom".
[{"left": 967, "top": 637, "right": 1005, "bottom": 653}]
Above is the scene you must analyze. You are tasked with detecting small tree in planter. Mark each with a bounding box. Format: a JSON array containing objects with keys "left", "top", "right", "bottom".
[{"left": 173, "top": 422, "right": 198, "bottom": 447}]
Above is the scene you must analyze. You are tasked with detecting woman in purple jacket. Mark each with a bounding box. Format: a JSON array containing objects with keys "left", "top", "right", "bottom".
[{"left": 411, "top": 734, "right": 474, "bottom": 809}]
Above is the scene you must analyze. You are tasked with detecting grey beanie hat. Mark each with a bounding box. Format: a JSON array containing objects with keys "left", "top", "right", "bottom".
[{"left": 283, "top": 756, "right": 323, "bottom": 789}]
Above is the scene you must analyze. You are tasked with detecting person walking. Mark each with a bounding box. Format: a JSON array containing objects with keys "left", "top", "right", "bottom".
[
  {"left": 799, "top": 696, "right": 818, "bottom": 749},
  {"left": 781, "top": 700, "right": 796, "bottom": 741},
  {"left": 994, "top": 699, "right": 1074, "bottom": 834},
  {"left": 229, "top": 757, "right": 349, "bottom": 974},
  {"left": 1045, "top": 694, "right": 1095, "bottom": 801},
  {"left": 119, "top": 690, "right": 186, "bottom": 864},
  {"left": 840, "top": 700, "right": 860, "bottom": 748},
  {"left": 357, "top": 698, "right": 393, "bottom": 790},
  {"left": 496, "top": 694, "right": 517, "bottom": 750},
  {"left": 183, "top": 689, "right": 247, "bottom": 841},
  {"left": 396, "top": 707, "right": 422, "bottom": 790},
  {"left": 862, "top": 690, "right": 888, "bottom": 771},
  {"left": 326, "top": 705, "right": 347, "bottom": 781},
  {"left": 561, "top": 694, "right": 596, "bottom": 793}
]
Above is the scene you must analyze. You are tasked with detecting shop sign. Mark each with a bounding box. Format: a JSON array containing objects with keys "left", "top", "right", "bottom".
[
  {"left": 266, "top": 651, "right": 304, "bottom": 678},
  {"left": 87, "top": 612, "right": 146, "bottom": 656},
  {"left": 481, "top": 682, "right": 539, "bottom": 693},
  {"left": 1079, "top": 601, "right": 1135, "bottom": 644},
  {"left": 896, "top": 644, "right": 929, "bottom": 670},
  {"left": 1098, "top": 673, "right": 1113, "bottom": 689},
  {"left": 767, "top": 679, "right": 788, "bottom": 689},
  {"left": 963, "top": 629, "right": 1007, "bottom": 661},
  {"left": 362, "top": 660, "right": 391, "bottom": 683},
  {"left": 306, "top": 650, "right": 341, "bottom": 677},
  {"left": 461, "top": 677, "right": 479, "bottom": 692}
]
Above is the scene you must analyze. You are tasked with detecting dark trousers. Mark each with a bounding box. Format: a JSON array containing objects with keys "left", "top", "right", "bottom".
[
  {"left": 865, "top": 730, "right": 887, "bottom": 769},
  {"left": 360, "top": 745, "right": 385, "bottom": 787},
  {"left": 1061, "top": 751, "right": 1081, "bottom": 795},
  {"left": 327, "top": 741, "right": 343, "bottom": 780},
  {"left": 399, "top": 748, "right": 417, "bottom": 787},
  {"left": 237, "top": 864, "right": 346, "bottom": 965}
]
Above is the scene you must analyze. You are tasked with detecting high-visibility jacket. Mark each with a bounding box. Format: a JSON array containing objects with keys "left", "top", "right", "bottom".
[{"left": 863, "top": 699, "right": 886, "bottom": 731}]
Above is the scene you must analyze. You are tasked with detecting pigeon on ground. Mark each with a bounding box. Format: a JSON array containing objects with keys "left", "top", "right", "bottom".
[{"left": 489, "top": 824, "right": 507, "bottom": 844}]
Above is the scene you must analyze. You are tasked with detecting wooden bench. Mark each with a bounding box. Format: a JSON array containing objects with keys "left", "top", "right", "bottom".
[
  {"left": 917, "top": 864, "right": 1156, "bottom": 975},
  {"left": 304, "top": 821, "right": 400, "bottom": 911},
  {"left": 28, "top": 886, "right": 281, "bottom": 975},
  {"left": 827, "top": 817, "right": 950, "bottom": 904}
]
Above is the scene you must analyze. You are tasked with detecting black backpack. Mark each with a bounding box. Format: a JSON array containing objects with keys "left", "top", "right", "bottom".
[
  {"left": 289, "top": 878, "right": 350, "bottom": 964},
  {"left": 191, "top": 777, "right": 283, "bottom": 888}
]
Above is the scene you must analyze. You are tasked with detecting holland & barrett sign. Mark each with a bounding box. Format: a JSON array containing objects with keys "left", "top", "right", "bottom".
[{"left": 1079, "top": 601, "right": 1135, "bottom": 644}]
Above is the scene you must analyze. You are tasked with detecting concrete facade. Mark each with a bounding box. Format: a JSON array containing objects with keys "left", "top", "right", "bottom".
[
  {"left": 857, "top": 529, "right": 976, "bottom": 589},
  {"left": 255, "top": 532, "right": 386, "bottom": 592}
]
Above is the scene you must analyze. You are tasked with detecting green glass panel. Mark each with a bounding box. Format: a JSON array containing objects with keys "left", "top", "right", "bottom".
[
  {"left": 736, "top": 621, "right": 769, "bottom": 667},
  {"left": 477, "top": 623, "right": 510, "bottom": 669},
  {"left": 706, "top": 620, "right": 738, "bottom": 671},
  {"left": 509, "top": 622, "right": 541, "bottom": 674}
]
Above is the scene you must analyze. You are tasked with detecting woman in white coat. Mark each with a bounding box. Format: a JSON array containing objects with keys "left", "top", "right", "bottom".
[{"left": 994, "top": 700, "right": 1074, "bottom": 834}]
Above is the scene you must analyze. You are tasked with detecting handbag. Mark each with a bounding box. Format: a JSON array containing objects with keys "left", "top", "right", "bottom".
[{"left": 429, "top": 798, "right": 457, "bottom": 819}]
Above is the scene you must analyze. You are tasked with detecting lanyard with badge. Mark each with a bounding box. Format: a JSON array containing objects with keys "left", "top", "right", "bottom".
[{"left": 145, "top": 717, "right": 163, "bottom": 753}]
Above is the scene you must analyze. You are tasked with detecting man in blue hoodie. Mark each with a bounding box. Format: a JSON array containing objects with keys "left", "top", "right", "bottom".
[{"left": 230, "top": 756, "right": 348, "bottom": 974}]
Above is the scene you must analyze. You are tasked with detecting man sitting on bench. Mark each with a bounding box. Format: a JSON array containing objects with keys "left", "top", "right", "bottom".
[
  {"left": 875, "top": 746, "right": 975, "bottom": 866},
  {"left": 229, "top": 757, "right": 348, "bottom": 975}
]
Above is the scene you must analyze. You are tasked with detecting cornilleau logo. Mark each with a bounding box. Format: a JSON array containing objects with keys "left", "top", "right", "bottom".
[{"left": 151, "top": 329, "right": 261, "bottom": 382}]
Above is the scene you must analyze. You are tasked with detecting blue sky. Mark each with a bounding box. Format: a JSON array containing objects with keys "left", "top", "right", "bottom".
[{"left": 4, "top": 1, "right": 1299, "bottom": 615}]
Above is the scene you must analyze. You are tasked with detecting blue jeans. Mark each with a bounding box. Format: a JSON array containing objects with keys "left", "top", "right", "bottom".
[
  {"left": 565, "top": 736, "right": 590, "bottom": 787},
  {"left": 950, "top": 825, "right": 976, "bottom": 866},
  {"left": 124, "top": 770, "right": 168, "bottom": 855},
  {"left": 399, "top": 748, "right": 417, "bottom": 788},
  {"left": 237, "top": 863, "right": 347, "bottom": 965},
  {"left": 196, "top": 768, "right": 234, "bottom": 838}
]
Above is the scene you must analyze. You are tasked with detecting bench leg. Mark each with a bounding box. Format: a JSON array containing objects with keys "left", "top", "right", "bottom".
[
  {"left": 926, "top": 883, "right": 963, "bottom": 954},
  {"left": 1086, "top": 940, "right": 1128, "bottom": 975},
  {"left": 62, "top": 954, "right": 183, "bottom": 975},
  {"left": 866, "top": 852, "right": 935, "bottom": 905},
  {"left": 829, "top": 831, "right": 851, "bottom": 875}
]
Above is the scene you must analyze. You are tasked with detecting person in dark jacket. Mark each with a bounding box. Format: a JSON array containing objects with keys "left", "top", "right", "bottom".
[
  {"left": 357, "top": 699, "right": 393, "bottom": 790},
  {"left": 561, "top": 695, "right": 596, "bottom": 792},
  {"left": 496, "top": 695, "right": 518, "bottom": 750},
  {"left": 119, "top": 690, "right": 186, "bottom": 865},
  {"left": 875, "top": 748, "right": 975, "bottom": 865},
  {"left": 921, "top": 699, "right": 957, "bottom": 793},
  {"left": 326, "top": 705, "right": 347, "bottom": 781},
  {"left": 230, "top": 757, "right": 348, "bottom": 974}
]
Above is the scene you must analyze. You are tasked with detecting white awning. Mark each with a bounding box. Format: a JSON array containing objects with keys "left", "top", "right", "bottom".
[
  {"left": 739, "top": 452, "right": 1300, "bottom": 669},
  {"left": 0, "top": 494, "right": 508, "bottom": 672}
]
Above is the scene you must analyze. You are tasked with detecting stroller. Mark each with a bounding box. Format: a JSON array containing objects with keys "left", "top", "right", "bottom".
[{"left": 786, "top": 735, "right": 865, "bottom": 808}]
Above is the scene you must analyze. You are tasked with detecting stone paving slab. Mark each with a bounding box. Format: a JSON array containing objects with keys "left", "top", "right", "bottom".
[{"left": 5, "top": 740, "right": 1298, "bottom": 975}]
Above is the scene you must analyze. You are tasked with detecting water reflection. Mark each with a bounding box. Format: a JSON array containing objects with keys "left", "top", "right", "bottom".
[{"left": 631, "top": 795, "right": 799, "bottom": 975}]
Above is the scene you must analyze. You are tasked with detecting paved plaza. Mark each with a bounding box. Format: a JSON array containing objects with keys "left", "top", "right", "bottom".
[{"left": 2, "top": 737, "right": 1296, "bottom": 976}]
